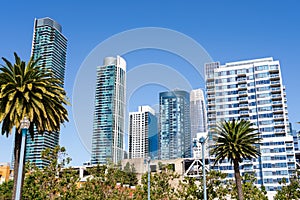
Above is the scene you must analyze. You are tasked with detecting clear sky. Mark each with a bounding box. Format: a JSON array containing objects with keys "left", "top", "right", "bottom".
[{"left": 0, "top": 0, "right": 299, "bottom": 165}]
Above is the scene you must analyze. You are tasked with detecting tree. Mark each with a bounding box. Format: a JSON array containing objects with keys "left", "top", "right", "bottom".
[
  {"left": 210, "top": 119, "right": 262, "bottom": 200},
  {"left": 0, "top": 179, "right": 13, "bottom": 199},
  {"left": 230, "top": 173, "right": 268, "bottom": 200},
  {"left": 77, "top": 162, "right": 138, "bottom": 199},
  {"left": 274, "top": 174, "right": 300, "bottom": 200},
  {"left": 134, "top": 163, "right": 179, "bottom": 200},
  {"left": 176, "top": 170, "right": 230, "bottom": 200},
  {"left": 0, "top": 53, "right": 69, "bottom": 199},
  {"left": 22, "top": 146, "right": 79, "bottom": 199}
]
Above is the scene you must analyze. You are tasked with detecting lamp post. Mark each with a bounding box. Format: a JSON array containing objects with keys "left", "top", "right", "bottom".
[
  {"left": 147, "top": 157, "right": 151, "bottom": 200},
  {"left": 193, "top": 136, "right": 207, "bottom": 200},
  {"left": 15, "top": 117, "right": 30, "bottom": 200}
]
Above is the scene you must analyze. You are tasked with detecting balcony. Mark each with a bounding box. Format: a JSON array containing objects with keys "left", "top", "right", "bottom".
[
  {"left": 239, "top": 104, "right": 248, "bottom": 110},
  {"left": 271, "top": 94, "right": 281, "bottom": 100},
  {"left": 238, "top": 84, "right": 247, "bottom": 90},
  {"left": 272, "top": 101, "right": 283, "bottom": 107},
  {"left": 238, "top": 91, "right": 247, "bottom": 96},
  {"left": 270, "top": 73, "right": 280, "bottom": 80},
  {"left": 288, "top": 166, "right": 296, "bottom": 170},
  {"left": 208, "top": 121, "right": 216, "bottom": 125},
  {"left": 237, "top": 77, "right": 247, "bottom": 83},
  {"left": 208, "top": 114, "right": 216, "bottom": 118},
  {"left": 237, "top": 72, "right": 246, "bottom": 77},
  {"left": 269, "top": 65, "right": 279, "bottom": 72},
  {"left": 207, "top": 101, "right": 215, "bottom": 105},
  {"left": 240, "top": 110, "right": 249, "bottom": 116},
  {"left": 239, "top": 97, "right": 248, "bottom": 103},
  {"left": 270, "top": 80, "right": 280, "bottom": 87},
  {"left": 274, "top": 129, "right": 285, "bottom": 134},
  {"left": 273, "top": 114, "right": 284, "bottom": 119},
  {"left": 207, "top": 89, "right": 215, "bottom": 94},
  {"left": 286, "top": 143, "right": 293, "bottom": 147},
  {"left": 271, "top": 87, "right": 281, "bottom": 93},
  {"left": 274, "top": 122, "right": 285, "bottom": 127},
  {"left": 208, "top": 107, "right": 216, "bottom": 111},
  {"left": 206, "top": 82, "right": 214, "bottom": 87},
  {"left": 273, "top": 107, "right": 283, "bottom": 113}
]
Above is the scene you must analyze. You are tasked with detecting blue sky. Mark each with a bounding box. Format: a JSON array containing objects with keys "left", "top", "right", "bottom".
[{"left": 0, "top": 1, "right": 299, "bottom": 165}]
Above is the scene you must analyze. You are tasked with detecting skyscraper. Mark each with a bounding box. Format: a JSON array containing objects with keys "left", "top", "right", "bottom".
[
  {"left": 91, "top": 56, "right": 126, "bottom": 164},
  {"left": 205, "top": 58, "right": 296, "bottom": 197},
  {"left": 25, "top": 17, "right": 67, "bottom": 168},
  {"left": 159, "top": 90, "right": 191, "bottom": 160},
  {"left": 129, "top": 106, "right": 158, "bottom": 159},
  {"left": 190, "top": 88, "right": 207, "bottom": 138}
]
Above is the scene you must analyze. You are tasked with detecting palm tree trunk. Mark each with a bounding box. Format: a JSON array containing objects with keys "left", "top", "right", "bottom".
[
  {"left": 12, "top": 130, "right": 22, "bottom": 200},
  {"left": 233, "top": 159, "right": 244, "bottom": 200}
]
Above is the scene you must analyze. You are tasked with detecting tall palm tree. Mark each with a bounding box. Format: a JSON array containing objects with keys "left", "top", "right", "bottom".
[
  {"left": 0, "top": 53, "right": 69, "bottom": 199},
  {"left": 210, "top": 119, "right": 261, "bottom": 200}
]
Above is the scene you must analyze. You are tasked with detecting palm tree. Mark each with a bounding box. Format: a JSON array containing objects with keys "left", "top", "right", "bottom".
[
  {"left": 0, "top": 53, "right": 69, "bottom": 199},
  {"left": 210, "top": 119, "right": 261, "bottom": 200}
]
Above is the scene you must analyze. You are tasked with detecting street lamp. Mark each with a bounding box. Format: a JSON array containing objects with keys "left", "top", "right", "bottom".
[
  {"left": 146, "top": 157, "right": 151, "bottom": 200},
  {"left": 15, "top": 117, "right": 30, "bottom": 200},
  {"left": 193, "top": 136, "right": 207, "bottom": 200}
]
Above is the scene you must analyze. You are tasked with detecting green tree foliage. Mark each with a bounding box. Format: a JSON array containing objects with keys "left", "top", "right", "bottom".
[
  {"left": 230, "top": 173, "right": 268, "bottom": 200},
  {"left": 0, "top": 179, "right": 13, "bottom": 199},
  {"left": 176, "top": 170, "right": 230, "bottom": 200},
  {"left": 274, "top": 173, "right": 300, "bottom": 200},
  {"left": 22, "top": 146, "right": 79, "bottom": 199},
  {"left": 0, "top": 53, "right": 69, "bottom": 199},
  {"left": 134, "top": 163, "right": 179, "bottom": 200},
  {"left": 210, "top": 119, "right": 262, "bottom": 200},
  {"left": 77, "top": 161, "right": 138, "bottom": 199}
]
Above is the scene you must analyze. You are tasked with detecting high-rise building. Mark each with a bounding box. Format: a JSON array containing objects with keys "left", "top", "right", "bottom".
[
  {"left": 25, "top": 17, "right": 67, "bottom": 168},
  {"left": 91, "top": 56, "right": 126, "bottom": 164},
  {"left": 205, "top": 57, "right": 296, "bottom": 197},
  {"left": 159, "top": 90, "right": 191, "bottom": 160},
  {"left": 190, "top": 89, "right": 207, "bottom": 137},
  {"left": 129, "top": 106, "right": 158, "bottom": 159},
  {"left": 190, "top": 89, "right": 207, "bottom": 158}
]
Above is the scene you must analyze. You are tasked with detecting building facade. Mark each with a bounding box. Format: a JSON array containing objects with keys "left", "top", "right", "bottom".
[
  {"left": 129, "top": 106, "right": 158, "bottom": 159},
  {"left": 91, "top": 56, "right": 126, "bottom": 164},
  {"left": 159, "top": 90, "right": 191, "bottom": 160},
  {"left": 25, "top": 17, "right": 67, "bottom": 168},
  {"left": 205, "top": 58, "right": 296, "bottom": 196},
  {"left": 0, "top": 163, "right": 11, "bottom": 184},
  {"left": 190, "top": 89, "right": 207, "bottom": 136}
]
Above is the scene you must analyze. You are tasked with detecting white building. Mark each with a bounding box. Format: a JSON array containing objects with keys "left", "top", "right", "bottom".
[
  {"left": 190, "top": 89, "right": 207, "bottom": 137},
  {"left": 129, "top": 106, "right": 158, "bottom": 159},
  {"left": 205, "top": 58, "right": 296, "bottom": 198}
]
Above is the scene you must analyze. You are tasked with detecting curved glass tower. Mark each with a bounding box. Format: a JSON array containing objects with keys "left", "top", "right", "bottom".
[
  {"left": 91, "top": 56, "right": 126, "bottom": 164},
  {"left": 25, "top": 17, "right": 67, "bottom": 168}
]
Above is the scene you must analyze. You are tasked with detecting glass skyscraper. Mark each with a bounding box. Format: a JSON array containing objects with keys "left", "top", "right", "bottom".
[
  {"left": 91, "top": 56, "right": 126, "bottom": 164},
  {"left": 129, "top": 106, "right": 158, "bottom": 159},
  {"left": 190, "top": 88, "right": 207, "bottom": 137},
  {"left": 25, "top": 17, "right": 67, "bottom": 168},
  {"left": 159, "top": 90, "right": 191, "bottom": 160},
  {"left": 205, "top": 58, "right": 296, "bottom": 198},
  {"left": 190, "top": 88, "right": 207, "bottom": 158}
]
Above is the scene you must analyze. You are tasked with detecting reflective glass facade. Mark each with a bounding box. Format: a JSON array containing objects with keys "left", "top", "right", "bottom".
[
  {"left": 159, "top": 90, "right": 191, "bottom": 160},
  {"left": 190, "top": 88, "right": 207, "bottom": 137},
  {"left": 25, "top": 17, "right": 67, "bottom": 168},
  {"left": 91, "top": 56, "right": 126, "bottom": 164}
]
